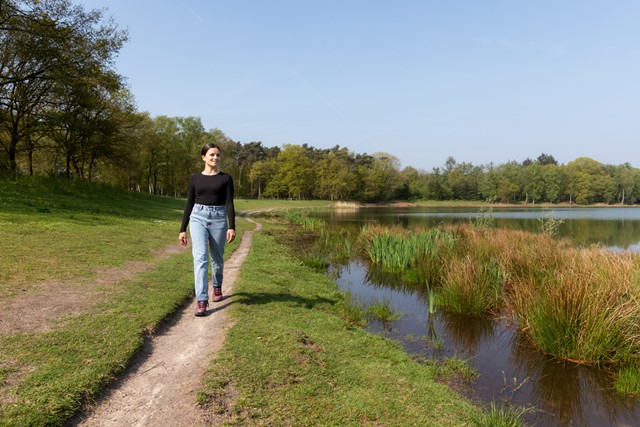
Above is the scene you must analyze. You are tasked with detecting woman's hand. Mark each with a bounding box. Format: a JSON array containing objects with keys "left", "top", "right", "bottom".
[
  {"left": 179, "top": 232, "right": 188, "bottom": 246},
  {"left": 226, "top": 229, "right": 236, "bottom": 243}
]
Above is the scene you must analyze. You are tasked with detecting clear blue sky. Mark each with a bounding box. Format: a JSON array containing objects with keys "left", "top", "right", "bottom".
[{"left": 80, "top": 0, "right": 640, "bottom": 171}]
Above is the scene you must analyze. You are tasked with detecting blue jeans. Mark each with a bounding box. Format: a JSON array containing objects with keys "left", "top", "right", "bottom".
[{"left": 189, "top": 204, "right": 228, "bottom": 301}]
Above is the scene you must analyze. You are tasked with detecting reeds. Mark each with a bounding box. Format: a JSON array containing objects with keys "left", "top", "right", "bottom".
[
  {"left": 360, "top": 224, "right": 455, "bottom": 285},
  {"left": 440, "top": 256, "right": 507, "bottom": 316},
  {"left": 285, "top": 210, "right": 325, "bottom": 232},
  {"left": 509, "top": 249, "right": 640, "bottom": 365},
  {"left": 361, "top": 222, "right": 640, "bottom": 367}
]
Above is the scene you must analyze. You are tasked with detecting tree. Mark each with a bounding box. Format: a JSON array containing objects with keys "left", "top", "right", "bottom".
[
  {"left": 249, "top": 158, "right": 277, "bottom": 199},
  {"left": 615, "top": 163, "right": 636, "bottom": 205},
  {"left": 495, "top": 161, "right": 521, "bottom": 203},
  {"left": 0, "top": 0, "right": 127, "bottom": 176},
  {"left": 277, "top": 144, "right": 314, "bottom": 199},
  {"left": 541, "top": 164, "right": 564, "bottom": 203},
  {"left": 361, "top": 152, "right": 402, "bottom": 202},
  {"left": 565, "top": 157, "right": 612, "bottom": 204},
  {"left": 477, "top": 163, "right": 497, "bottom": 202},
  {"left": 316, "top": 151, "right": 355, "bottom": 201},
  {"left": 401, "top": 166, "right": 430, "bottom": 200},
  {"left": 231, "top": 141, "right": 267, "bottom": 198},
  {"left": 447, "top": 162, "right": 481, "bottom": 200},
  {"left": 522, "top": 162, "right": 545, "bottom": 203},
  {"left": 49, "top": 67, "right": 128, "bottom": 180},
  {"left": 536, "top": 153, "right": 558, "bottom": 166}
]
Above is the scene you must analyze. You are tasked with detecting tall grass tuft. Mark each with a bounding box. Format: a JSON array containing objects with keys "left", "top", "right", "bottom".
[
  {"left": 537, "top": 210, "right": 565, "bottom": 237},
  {"left": 615, "top": 365, "right": 640, "bottom": 395},
  {"left": 473, "top": 402, "right": 531, "bottom": 427},
  {"left": 427, "top": 286, "right": 437, "bottom": 314},
  {"left": 367, "top": 299, "right": 402, "bottom": 323},
  {"left": 337, "top": 291, "right": 367, "bottom": 326},
  {"left": 510, "top": 250, "right": 640, "bottom": 364},
  {"left": 440, "top": 256, "right": 507, "bottom": 316},
  {"left": 472, "top": 205, "right": 495, "bottom": 229}
]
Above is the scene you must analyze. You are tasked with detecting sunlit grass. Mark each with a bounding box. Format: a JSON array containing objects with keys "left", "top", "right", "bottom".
[
  {"left": 0, "top": 177, "right": 184, "bottom": 296},
  {"left": 0, "top": 176, "right": 260, "bottom": 425},
  {"left": 199, "top": 226, "right": 483, "bottom": 425}
]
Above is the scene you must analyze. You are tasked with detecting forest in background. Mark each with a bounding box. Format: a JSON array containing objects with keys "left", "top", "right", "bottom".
[{"left": 3, "top": 0, "right": 640, "bottom": 205}]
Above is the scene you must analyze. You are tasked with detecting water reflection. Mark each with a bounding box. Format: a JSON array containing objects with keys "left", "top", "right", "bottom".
[
  {"left": 439, "top": 311, "right": 496, "bottom": 354},
  {"left": 315, "top": 206, "right": 640, "bottom": 251},
  {"left": 335, "top": 258, "right": 640, "bottom": 427}
]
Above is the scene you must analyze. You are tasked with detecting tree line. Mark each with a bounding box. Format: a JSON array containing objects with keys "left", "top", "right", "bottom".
[{"left": 2, "top": 0, "right": 639, "bottom": 205}]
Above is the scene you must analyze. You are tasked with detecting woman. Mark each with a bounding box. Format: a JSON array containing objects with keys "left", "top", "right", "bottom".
[{"left": 179, "top": 143, "right": 236, "bottom": 316}]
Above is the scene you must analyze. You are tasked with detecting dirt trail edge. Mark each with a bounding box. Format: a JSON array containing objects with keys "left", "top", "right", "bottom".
[{"left": 75, "top": 217, "right": 261, "bottom": 427}]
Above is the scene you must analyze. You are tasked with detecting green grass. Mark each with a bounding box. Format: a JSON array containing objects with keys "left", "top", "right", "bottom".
[
  {"left": 0, "top": 177, "right": 185, "bottom": 295},
  {"left": 615, "top": 365, "right": 640, "bottom": 395},
  {"left": 366, "top": 299, "right": 402, "bottom": 323},
  {"left": 0, "top": 252, "right": 194, "bottom": 425},
  {"left": 472, "top": 402, "right": 531, "bottom": 427},
  {"left": 336, "top": 291, "right": 368, "bottom": 326},
  {"left": 235, "top": 198, "right": 332, "bottom": 213},
  {"left": 437, "top": 356, "right": 478, "bottom": 382},
  {"left": 199, "top": 224, "right": 484, "bottom": 425},
  {"left": 0, "top": 177, "right": 257, "bottom": 426}
]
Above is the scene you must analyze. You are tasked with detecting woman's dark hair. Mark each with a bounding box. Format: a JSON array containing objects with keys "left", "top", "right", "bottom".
[{"left": 201, "top": 143, "right": 221, "bottom": 156}]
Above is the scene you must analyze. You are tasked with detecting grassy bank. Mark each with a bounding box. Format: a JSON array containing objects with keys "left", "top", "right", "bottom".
[
  {"left": 0, "top": 177, "right": 253, "bottom": 425},
  {"left": 199, "top": 223, "right": 486, "bottom": 425}
]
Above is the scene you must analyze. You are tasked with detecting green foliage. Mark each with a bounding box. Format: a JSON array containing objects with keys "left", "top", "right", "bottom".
[
  {"left": 336, "top": 292, "right": 368, "bottom": 326},
  {"left": 1, "top": 0, "right": 128, "bottom": 177},
  {"left": 362, "top": 225, "right": 456, "bottom": 286},
  {"left": 473, "top": 205, "right": 495, "bottom": 229},
  {"left": 615, "top": 365, "right": 640, "bottom": 395},
  {"left": 284, "top": 210, "right": 325, "bottom": 232},
  {"left": 366, "top": 299, "right": 402, "bottom": 323},
  {"left": 537, "top": 210, "right": 565, "bottom": 236},
  {"left": 472, "top": 402, "right": 531, "bottom": 427}
]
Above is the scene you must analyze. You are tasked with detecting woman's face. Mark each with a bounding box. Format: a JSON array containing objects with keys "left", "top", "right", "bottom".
[{"left": 202, "top": 147, "right": 221, "bottom": 168}]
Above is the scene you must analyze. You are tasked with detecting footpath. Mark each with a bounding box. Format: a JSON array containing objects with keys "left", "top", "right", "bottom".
[{"left": 74, "top": 218, "right": 260, "bottom": 426}]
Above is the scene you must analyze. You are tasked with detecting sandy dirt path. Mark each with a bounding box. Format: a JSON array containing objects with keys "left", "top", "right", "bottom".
[{"left": 74, "top": 218, "right": 260, "bottom": 427}]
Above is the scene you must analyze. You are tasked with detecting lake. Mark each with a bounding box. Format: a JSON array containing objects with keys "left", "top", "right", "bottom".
[{"left": 312, "top": 206, "right": 640, "bottom": 427}]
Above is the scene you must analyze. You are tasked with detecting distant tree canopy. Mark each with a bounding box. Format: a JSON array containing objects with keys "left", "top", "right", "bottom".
[{"left": 2, "top": 1, "right": 640, "bottom": 205}]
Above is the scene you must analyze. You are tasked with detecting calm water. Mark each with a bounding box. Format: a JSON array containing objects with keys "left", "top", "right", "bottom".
[
  {"left": 314, "top": 206, "right": 640, "bottom": 251},
  {"left": 313, "top": 206, "right": 640, "bottom": 427}
]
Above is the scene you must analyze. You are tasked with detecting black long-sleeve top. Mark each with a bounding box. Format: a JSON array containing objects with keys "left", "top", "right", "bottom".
[{"left": 180, "top": 172, "right": 236, "bottom": 232}]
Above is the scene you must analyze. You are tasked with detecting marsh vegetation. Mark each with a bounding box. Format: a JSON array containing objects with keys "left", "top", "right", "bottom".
[{"left": 292, "top": 206, "right": 640, "bottom": 426}]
